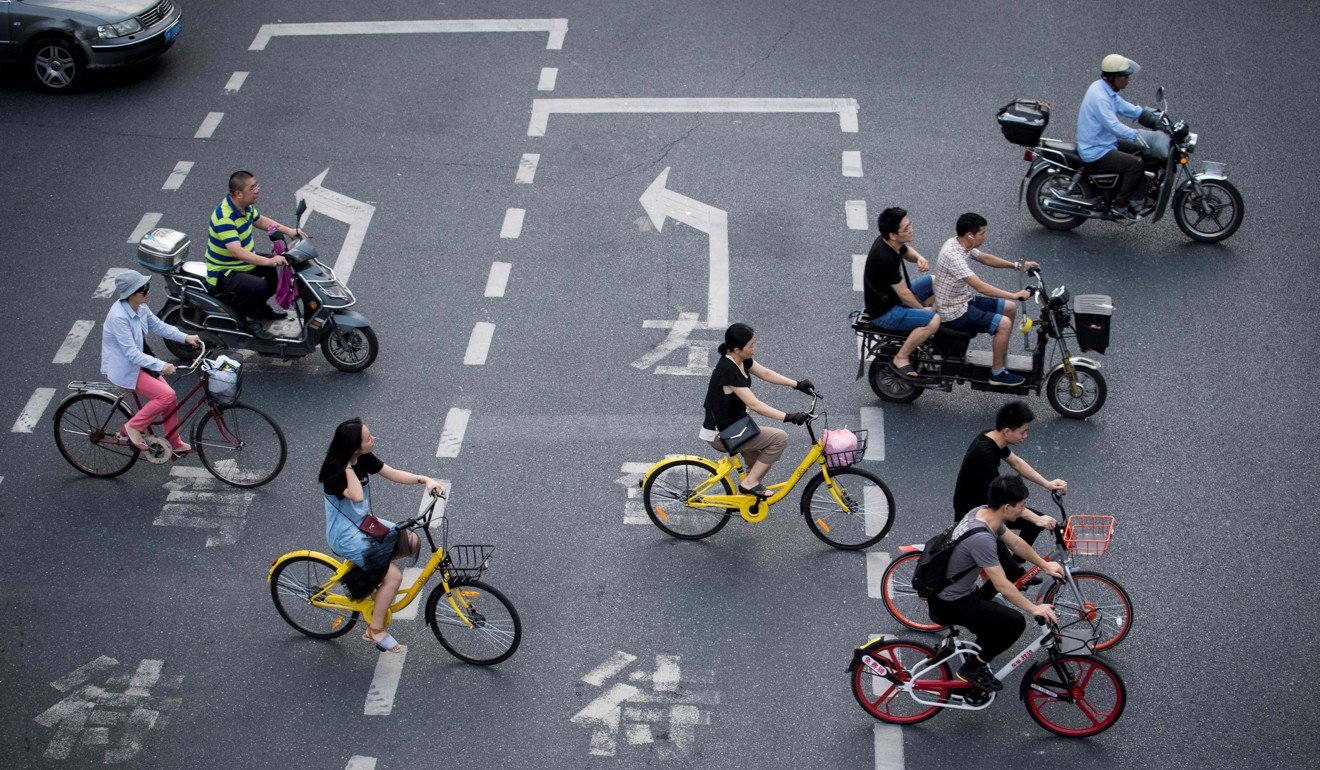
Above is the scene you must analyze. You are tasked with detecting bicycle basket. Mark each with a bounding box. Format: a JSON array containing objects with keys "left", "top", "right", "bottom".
[
  {"left": 823, "top": 428, "right": 868, "bottom": 467},
  {"left": 441, "top": 544, "right": 494, "bottom": 580},
  {"left": 1063, "top": 515, "right": 1115, "bottom": 556},
  {"left": 202, "top": 356, "right": 242, "bottom": 406}
]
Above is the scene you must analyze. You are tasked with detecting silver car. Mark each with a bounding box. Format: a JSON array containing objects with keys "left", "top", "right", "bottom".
[{"left": 0, "top": 0, "right": 182, "bottom": 92}]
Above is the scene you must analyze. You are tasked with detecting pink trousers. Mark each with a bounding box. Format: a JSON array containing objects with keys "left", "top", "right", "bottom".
[{"left": 126, "top": 370, "right": 184, "bottom": 448}]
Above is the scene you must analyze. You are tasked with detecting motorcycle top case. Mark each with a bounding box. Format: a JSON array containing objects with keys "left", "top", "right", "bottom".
[
  {"left": 137, "top": 228, "right": 190, "bottom": 273},
  {"left": 997, "top": 99, "right": 1050, "bottom": 146},
  {"left": 1072, "top": 294, "right": 1113, "bottom": 354}
]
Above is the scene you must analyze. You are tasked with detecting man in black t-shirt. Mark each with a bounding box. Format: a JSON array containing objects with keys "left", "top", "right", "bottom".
[
  {"left": 863, "top": 207, "right": 940, "bottom": 379},
  {"left": 952, "top": 401, "right": 1068, "bottom": 594}
]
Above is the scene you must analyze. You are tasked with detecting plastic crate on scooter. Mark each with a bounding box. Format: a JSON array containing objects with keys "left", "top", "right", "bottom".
[
  {"left": 996, "top": 99, "right": 1050, "bottom": 146},
  {"left": 1072, "top": 294, "right": 1113, "bottom": 354},
  {"left": 137, "top": 228, "right": 190, "bottom": 273}
]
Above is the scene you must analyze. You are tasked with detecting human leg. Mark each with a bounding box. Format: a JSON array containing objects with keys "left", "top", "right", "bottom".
[
  {"left": 876, "top": 306, "right": 939, "bottom": 372},
  {"left": 1088, "top": 149, "right": 1144, "bottom": 208},
  {"left": 736, "top": 427, "right": 788, "bottom": 489},
  {"left": 367, "top": 563, "right": 404, "bottom": 651},
  {"left": 216, "top": 271, "right": 269, "bottom": 321},
  {"left": 126, "top": 371, "right": 187, "bottom": 450}
]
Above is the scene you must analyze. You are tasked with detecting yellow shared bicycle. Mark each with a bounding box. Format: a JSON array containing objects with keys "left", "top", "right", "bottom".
[
  {"left": 267, "top": 494, "right": 521, "bottom": 665},
  {"left": 639, "top": 394, "right": 896, "bottom": 550}
]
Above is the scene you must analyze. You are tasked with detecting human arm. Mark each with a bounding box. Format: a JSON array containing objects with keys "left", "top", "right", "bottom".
[
  {"left": 379, "top": 465, "right": 447, "bottom": 498},
  {"left": 1004, "top": 452, "right": 1069, "bottom": 495},
  {"left": 904, "top": 245, "right": 930, "bottom": 273},
  {"left": 962, "top": 273, "right": 1031, "bottom": 302},
  {"left": 342, "top": 466, "right": 365, "bottom": 504},
  {"left": 143, "top": 305, "right": 191, "bottom": 344},
  {"left": 1097, "top": 93, "right": 1141, "bottom": 142},
  {"left": 730, "top": 385, "right": 791, "bottom": 422},
  {"left": 970, "top": 249, "right": 1038, "bottom": 273},
  {"left": 890, "top": 280, "right": 927, "bottom": 309},
  {"left": 224, "top": 239, "right": 287, "bottom": 267},
  {"left": 983, "top": 564, "right": 1058, "bottom": 622},
  {"left": 746, "top": 360, "right": 798, "bottom": 389},
  {"left": 106, "top": 311, "right": 169, "bottom": 374},
  {"left": 255, "top": 214, "right": 304, "bottom": 240},
  {"left": 1114, "top": 93, "right": 1144, "bottom": 122}
]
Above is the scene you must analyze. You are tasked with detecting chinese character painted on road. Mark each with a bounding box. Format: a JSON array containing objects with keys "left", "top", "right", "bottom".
[
  {"left": 572, "top": 651, "right": 718, "bottom": 759},
  {"left": 34, "top": 656, "right": 182, "bottom": 764}
]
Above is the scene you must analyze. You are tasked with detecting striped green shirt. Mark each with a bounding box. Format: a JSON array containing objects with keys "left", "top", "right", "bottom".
[{"left": 206, "top": 196, "right": 260, "bottom": 285}]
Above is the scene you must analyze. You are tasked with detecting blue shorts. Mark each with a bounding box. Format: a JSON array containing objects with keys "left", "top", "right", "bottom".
[
  {"left": 946, "top": 296, "right": 1006, "bottom": 334},
  {"left": 871, "top": 276, "right": 937, "bottom": 332}
]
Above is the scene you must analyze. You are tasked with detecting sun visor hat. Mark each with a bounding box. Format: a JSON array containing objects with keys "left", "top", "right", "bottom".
[
  {"left": 113, "top": 270, "right": 151, "bottom": 301},
  {"left": 1101, "top": 54, "right": 1140, "bottom": 77}
]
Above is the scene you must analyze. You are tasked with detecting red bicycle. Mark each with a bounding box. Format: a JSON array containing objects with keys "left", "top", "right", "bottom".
[{"left": 53, "top": 344, "right": 286, "bottom": 488}]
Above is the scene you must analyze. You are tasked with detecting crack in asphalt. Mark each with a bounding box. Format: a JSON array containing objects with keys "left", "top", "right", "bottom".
[
  {"left": 730, "top": 20, "right": 796, "bottom": 87},
  {"left": 605, "top": 119, "right": 703, "bottom": 181}
]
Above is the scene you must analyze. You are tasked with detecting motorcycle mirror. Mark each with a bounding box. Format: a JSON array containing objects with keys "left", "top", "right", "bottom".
[
  {"left": 1156, "top": 86, "right": 1164, "bottom": 102},
  {"left": 295, "top": 198, "right": 308, "bottom": 222}
]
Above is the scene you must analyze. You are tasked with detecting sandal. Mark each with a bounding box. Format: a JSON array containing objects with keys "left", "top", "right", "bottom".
[
  {"left": 888, "top": 361, "right": 922, "bottom": 380},
  {"left": 120, "top": 429, "right": 149, "bottom": 452},
  {"left": 170, "top": 443, "right": 192, "bottom": 460},
  {"left": 364, "top": 625, "right": 402, "bottom": 653},
  {"left": 738, "top": 483, "right": 771, "bottom": 499}
]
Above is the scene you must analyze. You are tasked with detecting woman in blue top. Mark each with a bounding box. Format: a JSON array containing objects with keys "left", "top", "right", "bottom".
[{"left": 319, "top": 418, "right": 447, "bottom": 653}]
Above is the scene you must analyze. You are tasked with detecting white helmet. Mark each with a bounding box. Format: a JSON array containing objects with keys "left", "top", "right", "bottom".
[{"left": 1101, "top": 54, "right": 1140, "bottom": 77}]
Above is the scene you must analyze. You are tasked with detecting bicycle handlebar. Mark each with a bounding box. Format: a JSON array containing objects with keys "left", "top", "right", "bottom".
[{"left": 395, "top": 488, "right": 448, "bottom": 531}]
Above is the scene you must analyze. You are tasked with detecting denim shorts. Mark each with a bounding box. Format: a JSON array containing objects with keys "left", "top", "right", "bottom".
[
  {"left": 872, "top": 276, "right": 937, "bottom": 332},
  {"left": 946, "top": 296, "right": 1005, "bottom": 334}
]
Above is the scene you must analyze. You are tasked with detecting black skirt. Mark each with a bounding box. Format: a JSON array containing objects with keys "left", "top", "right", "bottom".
[{"left": 342, "top": 529, "right": 400, "bottom": 600}]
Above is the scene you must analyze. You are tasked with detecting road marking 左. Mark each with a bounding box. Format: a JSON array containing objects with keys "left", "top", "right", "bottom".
[
  {"left": 52, "top": 321, "right": 94, "bottom": 364},
  {"left": 223, "top": 71, "right": 249, "bottom": 94},
  {"left": 295, "top": 169, "right": 375, "bottom": 284},
  {"left": 12, "top": 388, "right": 55, "bottom": 433},
  {"left": 501, "top": 208, "right": 526, "bottom": 238},
  {"left": 250, "top": 18, "right": 569, "bottom": 51},
  {"left": 464, "top": 322, "right": 495, "bottom": 365},
  {"left": 436, "top": 408, "right": 471, "bottom": 458},
  {"left": 162, "top": 161, "right": 195, "bottom": 191},
  {"left": 485, "top": 262, "right": 512, "bottom": 297},
  {"left": 843, "top": 151, "right": 863, "bottom": 177},
  {"left": 346, "top": 757, "right": 377, "bottom": 770},
  {"left": 94, "top": 267, "right": 129, "bottom": 298},
  {"left": 364, "top": 646, "right": 408, "bottom": 716},
  {"left": 528, "top": 97, "right": 860, "bottom": 136},
  {"left": 538, "top": 67, "right": 559, "bottom": 91},
  {"left": 860, "top": 406, "right": 884, "bottom": 461},
  {"left": 516, "top": 153, "right": 540, "bottom": 184},
  {"left": 852, "top": 254, "right": 866, "bottom": 292},
  {"left": 846, "top": 200, "right": 869, "bottom": 230},
  {"left": 195, "top": 112, "right": 224, "bottom": 139},
  {"left": 127, "top": 213, "right": 163, "bottom": 243}
]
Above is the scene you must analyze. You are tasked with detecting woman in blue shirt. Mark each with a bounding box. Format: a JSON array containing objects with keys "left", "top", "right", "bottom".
[{"left": 319, "top": 418, "right": 447, "bottom": 653}]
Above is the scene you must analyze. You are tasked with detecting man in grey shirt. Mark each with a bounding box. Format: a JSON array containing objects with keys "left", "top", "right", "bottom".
[{"left": 929, "top": 475, "right": 1063, "bottom": 692}]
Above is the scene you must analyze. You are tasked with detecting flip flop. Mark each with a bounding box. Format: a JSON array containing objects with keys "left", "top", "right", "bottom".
[
  {"left": 738, "top": 483, "right": 771, "bottom": 499},
  {"left": 118, "top": 431, "right": 150, "bottom": 452},
  {"left": 888, "top": 361, "right": 922, "bottom": 380},
  {"left": 364, "top": 626, "right": 402, "bottom": 653},
  {"left": 170, "top": 447, "right": 192, "bottom": 461}
]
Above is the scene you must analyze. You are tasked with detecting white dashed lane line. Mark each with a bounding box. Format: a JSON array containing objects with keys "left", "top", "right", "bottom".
[
  {"left": 127, "top": 213, "right": 162, "bottom": 243},
  {"left": 852, "top": 254, "right": 866, "bottom": 292},
  {"left": 515, "top": 153, "right": 540, "bottom": 184},
  {"left": 94, "top": 268, "right": 129, "bottom": 298},
  {"left": 435, "top": 408, "right": 471, "bottom": 458},
  {"left": 842, "top": 151, "right": 863, "bottom": 177},
  {"left": 866, "top": 552, "right": 890, "bottom": 599},
  {"left": 223, "top": 71, "right": 249, "bottom": 94},
  {"left": 52, "top": 321, "right": 94, "bottom": 364},
  {"left": 845, "top": 200, "right": 869, "bottom": 230},
  {"left": 195, "top": 112, "right": 224, "bottom": 139},
  {"left": 485, "top": 262, "right": 512, "bottom": 297},
  {"left": 345, "top": 757, "right": 377, "bottom": 770},
  {"left": 12, "top": 388, "right": 56, "bottom": 433},
  {"left": 463, "top": 322, "right": 495, "bottom": 365},
  {"left": 162, "top": 161, "right": 194, "bottom": 191},
  {"left": 500, "top": 208, "right": 526, "bottom": 238},
  {"left": 363, "top": 646, "right": 407, "bottom": 716},
  {"left": 860, "top": 407, "right": 884, "bottom": 461},
  {"left": 537, "top": 66, "right": 558, "bottom": 91}
]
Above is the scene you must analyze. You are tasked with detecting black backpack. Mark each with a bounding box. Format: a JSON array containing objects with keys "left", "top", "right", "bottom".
[{"left": 911, "top": 524, "right": 986, "bottom": 599}]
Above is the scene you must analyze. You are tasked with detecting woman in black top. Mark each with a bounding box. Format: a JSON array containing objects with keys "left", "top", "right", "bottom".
[
  {"left": 319, "top": 418, "right": 447, "bottom": 653},
  {"left": 701, "top": 323, "right": 815, "bottom": 498}
]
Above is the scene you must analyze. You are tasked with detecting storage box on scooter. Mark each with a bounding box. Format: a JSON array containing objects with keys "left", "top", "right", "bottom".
[
  {"left": 137, "top": 228, "right": 190, "bottom": 273},
  {"left": 1072, "top": 294, "right": 1113, "bottom": 354},
  {"left": 997, "top": 99, "right": 1050, "bottom": 146}
]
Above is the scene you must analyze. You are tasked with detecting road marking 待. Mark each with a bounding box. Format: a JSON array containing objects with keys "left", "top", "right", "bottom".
[
  {"left": 485, "top": 262, "right": 512, "bottom": 297},
  {"left": 12, "top": 388, "right": 56, "bottom": 433},
  {"left": 464, "top": 322, "right": 495, "bottom": 365},
  {"left": 345, "top": 757, "right": 377, "bottom": 770},
  {"left": 436, "top": 408, "right": 471, "bottom": 458},
  {"left": 501, "top": 208, "right": 526, "bottom": 238},
  {"left": 128, "top": 213, "right": 163, "bottom": 244},
  {"left": 195, "top": 112, "right": 224, "bottom": 139},
  {"left": 528, "top": 97, "right": 860, "bottom": 136},
  {"left": 250, "top": 18, "right": 569, "bottom": 51},
  {"left": 162, "top": 161, "right": 195, "bottom": 191},
  {"left": 53, "top": 321, "right": 94, "bottom": 364}
]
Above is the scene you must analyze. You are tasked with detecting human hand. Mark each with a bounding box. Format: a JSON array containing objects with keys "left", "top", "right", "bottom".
[
  {"left": 1016, "top": 289, "right": 1033, "bottom": 301},
  {"left": 294, "top": 229, "right": 309, "bottom": 240},
  {"left": 1047, "top": 478, "right": 1069, "bottom": 493},
  {"left": 1036, "top": 515, "right": 1059, "bottom": 532},
  {"left": 161, "top": 363, "right": 177, "bottom": 376},
  {"left": 424, "top": 478, "right": 448, "bottom": 498},
  {"left": 1031, "top": 603, "right": 1059, "bottom": 624},
  {"left": 783, "top": 412, "right": 809, "bottom": 425},
  {"left": 793, "top": 379, "right": 816, "bottom": 396},
  {"left": 1022, "top": 260, "right": 1039, "bottom": 270},
  {"left": 268, "top": 255, "right": 288, "bottom": 267},
  {"left": 915, "top": 255, "right": 930, "bottom": 272},
  {"left": 185, "top": 335, "right": 202, "bottom": 348},
  {"left": 1044, "top": 562, "right": 1066, "bottom": 580}
]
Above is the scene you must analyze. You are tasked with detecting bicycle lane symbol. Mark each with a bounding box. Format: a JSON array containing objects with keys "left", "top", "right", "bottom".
[{"left": 572, "top": 651, "right": 718, "bottom": 759}]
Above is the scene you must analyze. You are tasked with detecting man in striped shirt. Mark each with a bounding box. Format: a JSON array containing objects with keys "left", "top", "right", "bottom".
[{"left": 207, "top": 171, "right": 304, "bottom": 337}]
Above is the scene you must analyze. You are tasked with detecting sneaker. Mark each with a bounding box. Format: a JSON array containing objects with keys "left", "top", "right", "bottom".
[
  {"left": 988, "top": 369, "right": 1026, "bottom": 387},
  {"left": 956, "top": 661, "right": 1004, "bottom": 692}
]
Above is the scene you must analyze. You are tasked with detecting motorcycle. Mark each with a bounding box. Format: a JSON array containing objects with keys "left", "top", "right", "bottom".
[
  {"left": 851, "top": 268, "right": 1111, "bottom": 419},
  {"left": 144, "top": 199, "right": 379, "bottom": 372},
  {"left": 1001, "top": 87, "right": 1244, "bottom": 243}
]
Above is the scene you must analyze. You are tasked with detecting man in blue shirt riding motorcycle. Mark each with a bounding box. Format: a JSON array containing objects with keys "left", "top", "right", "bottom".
[{"left": 1077, "top": 54, "right": 1155, "bottom": 219}]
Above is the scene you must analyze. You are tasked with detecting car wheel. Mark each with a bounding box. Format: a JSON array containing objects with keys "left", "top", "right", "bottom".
[{"left": 27, "top": 36, "right": 85, "bottom": 93}]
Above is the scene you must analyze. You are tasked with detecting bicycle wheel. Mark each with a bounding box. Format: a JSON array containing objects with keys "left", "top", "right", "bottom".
[
  {"left": 800, "top": 467, "right": 895, "bottom": 549},
  {"left": 269, "top": 554, "right": 359, "bottom": 639},
  {"left": 1044, "top": 571, "right": 1133, "bottom": 652},
  {"left": 1023, "top": 654, "right": 1126, "bottom": 737},
  {"left": 641, "top": 458, "right": 736, "bottom": 540},
  {"left": 881, "top": 552, "right": 946, "bottom": 632},
  {"left": 193, "top": 402, "right": 287, "bottom": 488},
  {"left": 425, "top": 580, "right": 521, "bottom": 665},
  {"left": 52, "top": 392, "right": 138, "bottom": 478},
  {"left": 851, "top": 639, "right": 950, "bottom": 724}
]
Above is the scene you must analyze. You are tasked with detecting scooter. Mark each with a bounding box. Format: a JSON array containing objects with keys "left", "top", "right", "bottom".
[
  {"left": 1001, "top": 87, "right": 1244, "bottom": 243},
  {"left": 147, "top": 199, "right": 379, "bottom": 372},
  {"left": 851, "top": 268, "right": 1111, "bottom": 419}
]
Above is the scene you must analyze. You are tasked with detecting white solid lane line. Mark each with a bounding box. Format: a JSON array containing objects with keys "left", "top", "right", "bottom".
[
  {"left": 195, "top": 112, "right": 224, "bottom": 139},
  {"left": 223, "top": 71, "right": 249, "bottom": 94},
  {"left": 866, "top": 552, "right": 891, "bottom": 599},
  {"left": 363, "top": 646, "right": 407, "bottom": 716},
  {"left": 53, "top": 321, "right": 94, "bottom": 364},
  {"left": 861, "top": 407, "right": 884, "bottom": 461},
  {"left": 12, "top": 388, "right": 56, "bottom": 433},
  {"left": 128, "top": 213, "right": 162, "bottom": 244},
  {"left": 436, "top": 408, "right": 471, "bottom": 458},
  {"left": 528, "top": 97, "right": 860, "bottom": 136},
  {"left": 94, "top": 268, "right": 129, "bottom": 298},
  {"left": 500, "top": 208, "right": 526, "bottom": 238},
  {"left": 538, "top": 66, "right": 558, "bottom": 91},
  {"left": 345, "top": 757, "right": 376, "bottom": 770},
  {"left": 162, "top": 161, "right": 194, "bottom": 191},
  {"left": 464, "top": 322, "right": 495, "bottom": 365},
  {"left": 843, "top": 150, "right": 864, "bottom": 177},
  {"left": 846, "top": 200, "right": 869, "bottom": 230},
  {"left": 485, "top": 262, "right": 512, "bottom": 297},
  {"left": 515, "top": 153, "right": 540, "bottom": 184},
  {"left": 250, "top": 18, "right": 569, "bottom": 51},
  {"left": 852, "top": 254, "right": 866, "bottom": 292}
]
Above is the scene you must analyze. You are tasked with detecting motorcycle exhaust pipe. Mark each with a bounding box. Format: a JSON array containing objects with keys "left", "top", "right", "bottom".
[{"left": 1041, "top": 197, "right": 1094, "bottom": 218}]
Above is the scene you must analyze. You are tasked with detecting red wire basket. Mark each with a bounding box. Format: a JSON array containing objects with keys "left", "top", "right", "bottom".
[{"left": 1063, "top": 515, "right": 1115, "bottom": 557}]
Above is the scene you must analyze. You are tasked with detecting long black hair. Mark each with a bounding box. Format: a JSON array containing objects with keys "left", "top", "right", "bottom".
[
  {"left": 717, "top": 323, "right": 754, "bottom": 356},
  {"left": 318, "top": 417, "right": 364, "bottom": 484}
]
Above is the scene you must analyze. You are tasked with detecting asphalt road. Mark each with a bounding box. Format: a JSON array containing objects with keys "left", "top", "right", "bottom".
[{"left": 1, "top": 1, "right": 1318, "bottom": 768}]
